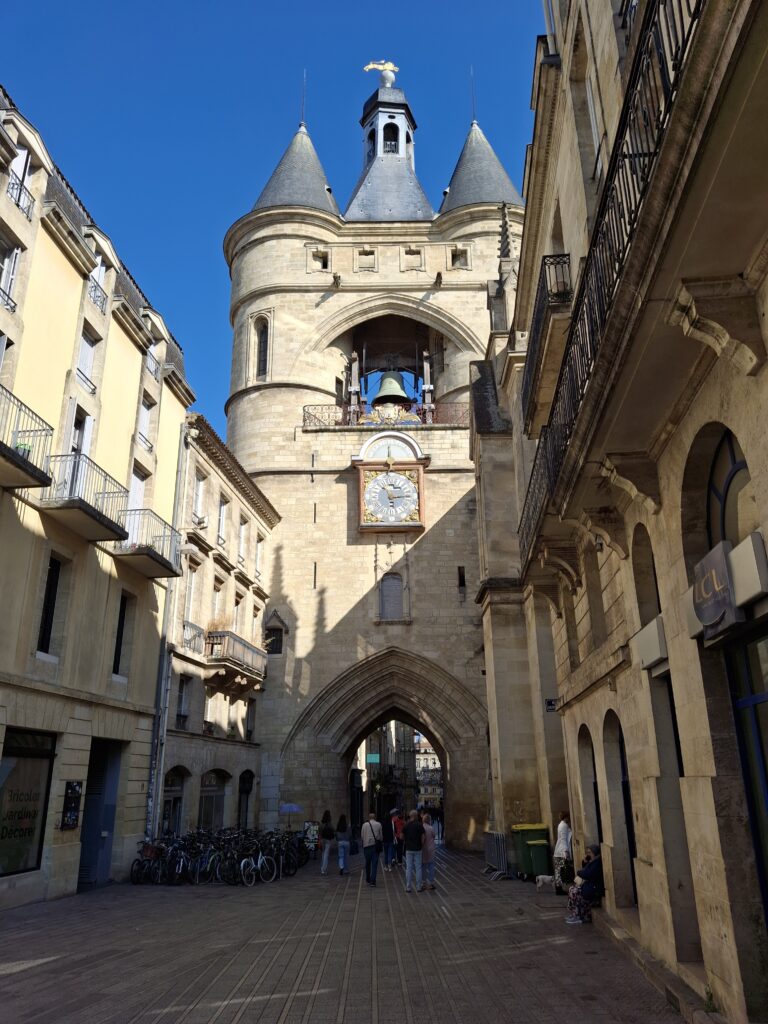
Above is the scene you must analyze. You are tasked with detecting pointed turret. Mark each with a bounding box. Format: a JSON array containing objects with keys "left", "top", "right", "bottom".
[
  {"left": 253, "top": 124, "right": 340, "bottom": 216},
  {"left": 344, "top": 66, "right": 434, "bottom": 222},
  {"left": 439, "top": 122, "right": 522, "bottom": 215}
]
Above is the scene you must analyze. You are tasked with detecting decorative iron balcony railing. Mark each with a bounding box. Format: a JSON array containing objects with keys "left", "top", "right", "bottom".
[
  {"left": 302, "top": 402, "right": 470, "bottom": 429},
  {"left": 518, "top": 0, "right": 705, "bottom": 570},
  {"left": 205, "top": 630, "right": 268, "bottom": 678},
  {"left": 383, "top": 141, "right": 398, "bottom": 153},
  {"left": 520, "top": 254, "right": 573, "bottom": 422},
  {"left": 183, "top": 620, "right": 205, "bottom": 655},
  {"left": 7, "top": 170, "right": 34, "bottom": 219},
  {"left": 40, "top": 453, "right": 128, "bottom": 524},
  {"left": 0, "top": 383, "right": 53, "bottom": 474},
  {"left": 114, "top": 508, "right": 181, "bottom": 571},
  {"left": 145, "top": 350, "right": 161, "bottom": 381},
  {"left": 87, "top": 275, "right": 108, "bottom": 314}
]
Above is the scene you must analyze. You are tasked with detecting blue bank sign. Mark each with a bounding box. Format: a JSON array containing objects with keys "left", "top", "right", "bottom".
[{"left": 692, "top": 541, "right": 745, "bottom": 642}]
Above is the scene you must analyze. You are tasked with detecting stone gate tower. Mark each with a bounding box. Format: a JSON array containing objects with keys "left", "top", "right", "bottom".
[{"left": 223, "top": 66, "right": 526, "bottom": 845}]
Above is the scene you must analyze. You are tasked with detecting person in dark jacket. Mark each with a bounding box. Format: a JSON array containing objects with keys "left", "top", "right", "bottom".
[{"left": 565, "top": 844, "right": 604, "bottom": 924}]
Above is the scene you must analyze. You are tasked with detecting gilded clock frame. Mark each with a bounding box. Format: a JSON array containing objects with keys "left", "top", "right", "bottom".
[{"left": 357, "top": 461, "right": 426, "bottom": 532}]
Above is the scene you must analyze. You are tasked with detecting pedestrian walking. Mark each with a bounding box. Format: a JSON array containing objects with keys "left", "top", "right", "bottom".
[
  {"left": 421, "top": 812, "right": 437, "bottom": 890},
  {"left": 566, "top": 844, "right": 604, "bottom": 924},
  {"left": 403, "top": 809, "right": 425, "bottom": 892},
  {"left": 320, "top": 809, "right": 335, "bottom": 876},
  {"left": 553, "top": 810, "right": 573, "bottom": 894},
  {"left": 382, "top": 809, "right": 396, "bottom": 871},
  {"left": 362, "top": 812, "right": 383, "bottom": 886},
  {"left": 336, "top": 814, "right": 351, "bottom": 875},
  {"left": 393, "top": 810, "right": 405, "bottom": 865}
]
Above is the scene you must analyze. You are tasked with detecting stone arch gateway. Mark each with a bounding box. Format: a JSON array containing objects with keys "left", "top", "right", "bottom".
[{"left": 280, "top": 648, "right": 489, "bottom": 849}]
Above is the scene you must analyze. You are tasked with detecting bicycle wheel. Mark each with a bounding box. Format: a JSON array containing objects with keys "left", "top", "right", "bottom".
[
  {"left": 130, "top": 858, "right": 143, "bottom": 885},
  {"left": 241, "top": 859, "right": 257, "bottom": 887},
  {"left": 151, "top": 859, "right": 167, "bottom": 885},
  {"left": 282, "top": 851, "right": 298, "bottom": 877},
  {"left": 259, "top": 856, "right": 277, "bottom": 883}
]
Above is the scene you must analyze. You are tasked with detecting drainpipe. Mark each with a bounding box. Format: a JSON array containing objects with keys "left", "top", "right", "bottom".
[
  {"left": 145, "top": 416, "right": 190, "bottom": 839},
  {"left": 541, "top": 0, "right": 557, "bottom": 55}
]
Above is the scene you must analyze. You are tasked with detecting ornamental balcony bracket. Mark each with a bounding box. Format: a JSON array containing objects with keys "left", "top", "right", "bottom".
[
  {"left": 561, "top": 509, "right": 629, "bottom": 561},
  {"left": 539, "top": 544, "right": 581, "bottom": 593},
  {"left": 599, "top": 454, "right": 660, "bottom": 517},
  {"left": 524, "top": 581, "right": 563, "bottom": 619},
  {"left": 668, "top": 277, "right": 766, "bottom": 377}
]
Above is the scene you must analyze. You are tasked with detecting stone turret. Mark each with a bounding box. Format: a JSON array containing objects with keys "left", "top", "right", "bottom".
[{"left": 440, "top": 121, "right": 522, "bottom": 214}]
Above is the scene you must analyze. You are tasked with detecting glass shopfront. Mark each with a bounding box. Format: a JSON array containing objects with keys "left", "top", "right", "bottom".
[{"left": 0, "top": 729, "right": 55, "bottom": 877}]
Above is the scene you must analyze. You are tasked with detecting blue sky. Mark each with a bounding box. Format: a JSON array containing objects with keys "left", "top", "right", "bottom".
[{"left": 3, "top": 1, "right": 544, "bottom": 435}]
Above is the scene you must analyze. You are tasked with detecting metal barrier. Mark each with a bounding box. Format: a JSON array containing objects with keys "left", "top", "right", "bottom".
[{"left": 482, "top": 831, "right": 510, "bottom": 881}]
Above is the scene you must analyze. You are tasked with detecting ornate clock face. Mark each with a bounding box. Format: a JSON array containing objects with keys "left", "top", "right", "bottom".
[{"left": 363, "top": 471, "right": 419, "bottom": 525}]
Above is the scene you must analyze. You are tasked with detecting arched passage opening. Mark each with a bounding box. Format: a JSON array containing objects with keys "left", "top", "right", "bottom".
[{"left": 279, "top": 647, "right": 488, "bottom": 850}]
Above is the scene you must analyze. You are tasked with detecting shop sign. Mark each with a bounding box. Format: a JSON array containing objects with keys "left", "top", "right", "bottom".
[
  {"left": 693, "top": 541, "right": 745, "bottom": 641},
  {"left": 60, "top": 781, "right": 83, "bottom": 831},
  {"left": 366, "top": 753, "right": 380, "bottom": 764}
]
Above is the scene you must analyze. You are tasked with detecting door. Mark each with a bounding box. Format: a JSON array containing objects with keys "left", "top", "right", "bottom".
[
  {"left": 127, "top": 468, "right": 147, "bottom": 543},
  {"left": 78, "top": 739, "right": 122, "bottom": 890}
]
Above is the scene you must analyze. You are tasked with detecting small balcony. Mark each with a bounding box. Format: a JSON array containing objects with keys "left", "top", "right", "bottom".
[
  {"left": 521, "top": 254, "right": 573, "bottom": 437},
  {"left": 113, "top": 509, "right": 182, "bottom": 578},
  {"left": 6, "top": 170, "right": 34, "bottom": 219},
  {"left": 205, "top": 630, "right": 267, "bottom": 693},
  {"left": 39, "top": 453, "right": 128, "bottom": 541},
  {"left": 303, "top": 402, "right": 470, "bottom": 429},
  {"left": 87, "top": 276, "right": 108, "bottom": 314},
  {"left": 182, "top": 620, "right": 206, "bottom": 654},
  {"left": 0, "top": 385, "right": 53, "bottom": 488}
]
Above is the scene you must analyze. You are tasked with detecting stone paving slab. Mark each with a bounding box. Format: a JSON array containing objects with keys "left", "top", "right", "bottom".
[{"left": 0, "top": 849, "right": 679, "bottom": 1023}]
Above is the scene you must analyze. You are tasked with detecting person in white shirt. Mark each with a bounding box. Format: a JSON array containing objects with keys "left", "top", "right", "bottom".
[
  {"left": 553, "top": 810, "right": 573, "bottom": 894},
  {"left": 361, "top": 812, "right": 383, "bottom": 886}
]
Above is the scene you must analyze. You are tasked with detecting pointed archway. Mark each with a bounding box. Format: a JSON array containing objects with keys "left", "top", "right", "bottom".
[{"left": 280, "top": 648, "right": 489, "bottom": 849}]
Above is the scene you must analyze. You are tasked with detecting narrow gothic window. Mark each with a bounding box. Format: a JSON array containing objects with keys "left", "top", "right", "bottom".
[
  {"left": 256, "top": 320, "right": 269, "bottom": 378},
  {"left": 366, "top": 128, "right": 376, "bottom": 163},
  {"left": 380, "top": 572, "right": 404, "bottom": 621}
]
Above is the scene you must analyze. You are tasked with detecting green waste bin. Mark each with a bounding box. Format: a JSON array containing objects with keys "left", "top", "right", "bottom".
[
  {"left": 510, "top": 824, "right": 548, "bottom": 878},
  {"left": 527, "top": 839, "right": 551, "bottom": 877}
]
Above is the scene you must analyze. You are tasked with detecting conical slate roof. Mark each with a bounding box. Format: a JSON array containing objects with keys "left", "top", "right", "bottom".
[
  {"left": 345, "top": 156, "right": 434, "bottom": 221},
  {"left": 253, "top": 124, "right": 340, "bottom": 216},
  {"left": 439, "top": 122, "right": 522, "bottom": 215}
]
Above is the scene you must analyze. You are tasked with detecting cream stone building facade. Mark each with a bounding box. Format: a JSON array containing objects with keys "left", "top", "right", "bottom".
[
  {"left": 158, "top": 413, "right": 278, "bottom": 835},
  {"left": 222, "top": 68, "right": 551, "bottom": 848},
  {"left": 482, "top": 1, "right": 768, "bottom": 1020},
  {"left": 0, "top": 87, "right": 194, "bottom": 908}
]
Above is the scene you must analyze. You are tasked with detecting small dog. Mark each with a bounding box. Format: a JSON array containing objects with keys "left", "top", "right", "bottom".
[{"left": 535, "top": 874, "right": 555, "bottom": 890}]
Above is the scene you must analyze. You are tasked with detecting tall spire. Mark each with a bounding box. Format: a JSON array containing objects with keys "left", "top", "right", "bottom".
[
  {"left": 439, "top": 122, "right": 522, "bottom": 215},
  {"left": 253, "top": 124, "right": 340, "bottom": 216},
  {"left": 344, "top": 63, "right": 434, "bottom": 222}
]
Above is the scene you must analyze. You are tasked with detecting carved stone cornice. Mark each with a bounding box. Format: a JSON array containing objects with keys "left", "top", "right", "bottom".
[
  {"left": 668, "top": 277, "right": 766, "bottom": 376},
  {"left": 474, "top": 576, "right": 522, "bottom": 607},
  {"left": 41, "top": 202, "right": 97, "bottom": 277}
]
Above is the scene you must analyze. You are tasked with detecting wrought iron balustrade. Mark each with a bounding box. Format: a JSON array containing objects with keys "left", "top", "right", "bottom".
[
  {"left": 115, "top": 508, "right": 181, "bottom": 570},
  {"left": 383, "top": 141, "right": 398, "bottom": 153},
  {"left": 145, "top": 350, "right": 161, "bottom": 381},
  {"left": 183, "top": 620, "right": 205, "bottom": 654},
  {"left": 205, "top": 630, "right": 268, "bottom": 677},
  {"left": 40, "top": 452, "right": 128, "bottom": 524},
  {"left": 0, "top": 383, "right": 53, "bottom": 472},
  {"left": 518, "top": 0, "right": 705, "bottom": 570},
  {"left": 0, "top": 284, "right": 16, "bottom": 313},
  {"left": 7, "top": 170, "right": 34, "bottom": 219},
  {"left": 521, "top": 254, "right": 573, "bottom": 422},
  {"left": 302, "top": 402, "right": 470, "bottom": 429},
  {"left": 87, "top": 275, "right": 108, "bottom": 314}
]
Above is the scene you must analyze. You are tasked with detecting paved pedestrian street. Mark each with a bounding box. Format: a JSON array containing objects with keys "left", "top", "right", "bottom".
[{"left": 0, "top": 849, "right": 678, "bottom": 1024}]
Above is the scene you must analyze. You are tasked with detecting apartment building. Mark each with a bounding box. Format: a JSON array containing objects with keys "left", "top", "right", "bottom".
[
  {"left": 0, "top": 87, "right": 194, "bottom": 908},
  {"left": 158, "top": 413, "right": 278, "bottom": 835},
  {"left": 489, "top": 2, "right": 768, "bottom": 1019}
]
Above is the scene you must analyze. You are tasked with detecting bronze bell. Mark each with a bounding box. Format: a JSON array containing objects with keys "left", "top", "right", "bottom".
[{"left": 371, "top": 371, "right": 410, "bottom": 406}]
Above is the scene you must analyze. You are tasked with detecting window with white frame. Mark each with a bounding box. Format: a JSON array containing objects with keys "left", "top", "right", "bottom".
[
  {"left": 184, "top": 565, "right": 197, "bottom": 623},
  {"left": 238, "top": 516, "right": 248, "bottom": 566},
  {"left": 217, "top": 495, "right": 229, "bottom": 546},
  {"left": 0, "top": 238, "right": 20, "bottom": 310},
  {"left": 193, "top": 470, "right": 206, "bottom": 525},
  {"left": 76, "top": 329, "right": 98, "bottom": 393},
  {"left": 585, "top": 74, "right": 602, "bottom": 171},
  {"left": 137, "top": 394, "right": 154, "bottom": 451},
  {"left": 255, "top": 533, "right": 264, "bottom": 578},
  {"left": 234, "top": 591, "right": 244, "bottom": 632}
]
